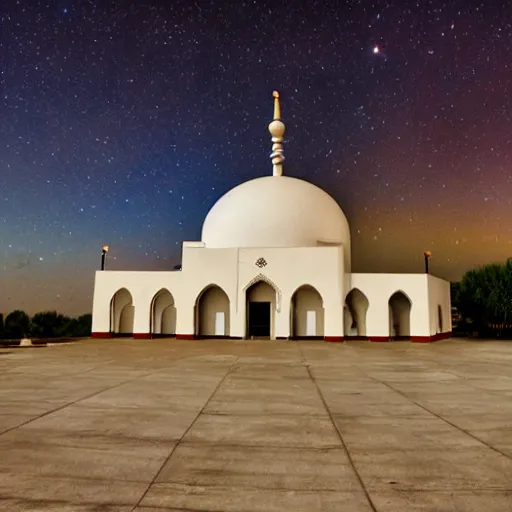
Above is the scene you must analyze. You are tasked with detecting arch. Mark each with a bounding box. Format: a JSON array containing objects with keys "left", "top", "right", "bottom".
[
  {"left": 388, "top": 291, "right": 412, "bottom": 339},
  {"left": 437, "top": 304, "right": 443, "bottom": 333},
  {"left": 243, "top": 273, "right": 282, "bottom": 312},
  {"left": 290, "top": 285, "right": 324, "bottom": 338},
  {"left": 246, "top": 279, "right": 276, "bottom": 338},
  {"left": 150, "top": 289, "right": 176, "bottom": 337},
  {"left": 195, "top": 285, "right": 230, "bottom": 337},
  {"left": 344, "top": 288, "right": 369, "bottom": 337},
  {"left": 110, "top": 288, "right": 134, "bottom": 336}
]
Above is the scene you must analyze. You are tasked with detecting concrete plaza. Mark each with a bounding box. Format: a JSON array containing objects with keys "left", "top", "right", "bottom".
[{"left": 1, "top": 338, "right": 512, "bottom": 511}]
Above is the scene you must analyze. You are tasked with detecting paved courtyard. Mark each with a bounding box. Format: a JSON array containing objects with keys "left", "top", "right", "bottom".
[{"left": 1, "top": 338, "right": 512, "bottom": 511}]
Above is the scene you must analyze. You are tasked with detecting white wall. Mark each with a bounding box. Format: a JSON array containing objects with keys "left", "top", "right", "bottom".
[
  {"left": 235, "top": 246, "right": 344, "bottom": 338},
  {"left": 427, "top": 275, "right": 452, "bottom": 335},
  {"left": 92, "top": 244, "right": 450, "bottom": 340},
  {"left": 92, "top": 271, "right": 186, "bottom": 335},
  {"left": 92, "top": 245, "right": 344, "bottom": 338},
  {"left": 348, "top": 274, "right": 431, "bottom": 338}
]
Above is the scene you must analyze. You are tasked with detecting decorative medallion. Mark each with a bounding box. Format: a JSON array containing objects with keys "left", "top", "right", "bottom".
[{"left": 255, "top": 257, "right": 267, "bottom": 268}]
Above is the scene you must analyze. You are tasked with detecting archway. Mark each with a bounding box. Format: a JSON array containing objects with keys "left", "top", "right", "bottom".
[
  {"left": 150, "top": 289, "right": 176, "bottom": 337},
  {"left": 344, "top": 288, "right": 369, "bottom": 337},
  {"left": 388, "top": 291, "right": 412, "bottom": 340},
  {"left": 290, "top": 285, "right": 324, "bottom": 338},
  {"left": 246, "top": 281, "right": 276, "bottom": 338},
  {"left": 110, "top": 288, "right": 134, "bottom": 336},
  {"left": 437, "top": 305, "right": 443, "bottom": 333},
  {"left": 196, "top": 285, "right": 230, "bottom": 337}
]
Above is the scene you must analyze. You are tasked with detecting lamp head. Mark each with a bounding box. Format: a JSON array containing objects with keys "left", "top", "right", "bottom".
[{"left": 102, "top": 245, "right": 109, "bottom": 253}]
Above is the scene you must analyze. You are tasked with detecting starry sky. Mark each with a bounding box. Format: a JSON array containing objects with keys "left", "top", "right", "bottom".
[{"left": 1, "top": 0, "right": 511, "bottom": 316}]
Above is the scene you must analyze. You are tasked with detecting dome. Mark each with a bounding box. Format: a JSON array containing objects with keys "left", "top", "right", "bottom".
[{"left": 201, "top": 175, "right": 351, "bottom": 270}]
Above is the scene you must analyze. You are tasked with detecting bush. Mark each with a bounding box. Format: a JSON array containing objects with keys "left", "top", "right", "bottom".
[{"left": 0, "top": 310, "right": 92, "bottom": 339}]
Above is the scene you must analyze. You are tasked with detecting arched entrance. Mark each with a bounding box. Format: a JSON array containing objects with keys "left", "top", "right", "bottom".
[
  {"left": 246, "top": 281, "right": 276, "bottom": 338},
  {"left": 344, "top": 288, "right": 369, "bottom": 337},
  {"left": 150, "top": 289, "right": 176, "bottom": 337},
  {"left": 437, "top": 305, "right": 443, "bottom": 333},
  {"left": 195, "top": 285, "right": 230, "bottom": 337},
  {"left": 290, "top": 285, "right": 324, "bottom": 338},
  {"left": 388, "top": 291, "right": 412, "bottom": 340},
  {"left": 110, "top": 288, "right": 134, "bottom": 337}
]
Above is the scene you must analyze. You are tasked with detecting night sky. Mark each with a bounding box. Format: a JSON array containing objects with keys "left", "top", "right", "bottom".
[{"left": 1, "top": 1, "right": 511, "bottom": 316}]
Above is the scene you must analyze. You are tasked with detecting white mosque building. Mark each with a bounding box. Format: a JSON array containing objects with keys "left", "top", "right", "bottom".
[{"left": 91, "top": 92, "right": 451, "bottom": 342}]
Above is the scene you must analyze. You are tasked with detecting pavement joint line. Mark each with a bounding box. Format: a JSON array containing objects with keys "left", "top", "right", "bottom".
[
  {"left": 0, "top": 355, "right": 202, "bottom": 438},
  {"left": 297, "top": 346, "right": 378, "bottom": 512},
  {"left": 143, "top": 481, "right": 512, "bottom": 492},
  {"left": 130, "top": 357, "right": 240, "bottom": 512},
  {"left": 153, "top": 481, "right": 361, "bottom": 492},
  {"left": 412, "top": 362, "right": 512, "bottom": 399},
  {"left": 359, "top": 370, "right": 512, "bottom": 462},
  {"left": 199, "top": 411, "right": 328, "bottom": 417},
  {"left": 0, "top": 497, "right": 137, "bottom": 510},
  {"left": 0, "top": 473, "right": 153, "bottom": 485},
  {"left": 177, "top": 440, "right": 343, "bottom": 449}
]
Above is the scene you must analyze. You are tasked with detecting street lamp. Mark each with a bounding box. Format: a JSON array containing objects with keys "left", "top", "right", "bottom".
[
  {"left": 101, "top": 245, "right": 109, "bottom": 271},
  {"left": 424, "top": 250, "right": 431, "bottom": 274}
]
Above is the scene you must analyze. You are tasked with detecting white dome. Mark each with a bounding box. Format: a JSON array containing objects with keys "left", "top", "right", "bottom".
[{"left": 201, "top": 176, "right": 351, "bottom": 270}]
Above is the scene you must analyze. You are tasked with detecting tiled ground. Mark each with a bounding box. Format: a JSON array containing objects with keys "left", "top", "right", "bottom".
[{"left": 1, "top": 338, "right": 512, "bottom": 511}]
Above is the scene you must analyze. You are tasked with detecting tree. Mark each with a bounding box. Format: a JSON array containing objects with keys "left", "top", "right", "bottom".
[
  {"left": 0, "top": 313, "right": 4, "bottom": 339},
  {"left": 29, "top": 311, "right": 92, "bottom": 338},
  {"left": 30, "top": 311, "right": 69, "bottom": 338},
  {"left": 4, "top": 310, "right": 30, "bottom": 339},
  {"left": 458, "top": 260, "right": 512, "bottom": 337},
  {"left": 75, "top": 314, "right": 92, "bottom": 336}
]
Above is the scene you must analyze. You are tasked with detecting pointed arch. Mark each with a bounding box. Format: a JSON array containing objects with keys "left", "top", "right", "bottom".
[
  {"left": 195, "top": 284, "right": 230, "bottom": 337},
  {"left": 110, "top": 288, "right": 134, "bottom": 336},
  {"left": 243, "top": 273, "right": 282, "bottom": 312},
  {"left": 344, "top": 288, "right": 369, "bottom": 337},
  {"left": 150, "top": 289, "right": 176, "bottom": 336},
  {"left": 388, "top": 290, "right": 412, "bottom": 339},
  {"left": 290, "top": 285, "right": 324, "bottom": 338}
]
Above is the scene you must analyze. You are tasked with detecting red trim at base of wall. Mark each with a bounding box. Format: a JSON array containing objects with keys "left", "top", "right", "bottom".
[
  {"left": 133, "top": 333, "right": 152, "bottom": 339},
  {"left": 92, "top": 331, "right": 452, "bottom": 343},
  {"left": 412, "top": 331, "right": 452, "bottom": 343},
  {"left": 324, "top": 336, "right": 344, "bottom": 342}
]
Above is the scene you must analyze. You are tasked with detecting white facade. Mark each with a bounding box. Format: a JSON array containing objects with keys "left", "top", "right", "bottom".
[{"left": 91, "top": 92, "right": 452, "bottom": 342}]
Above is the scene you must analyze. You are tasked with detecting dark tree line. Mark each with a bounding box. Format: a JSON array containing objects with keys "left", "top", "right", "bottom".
[
  {"left": 0, "top": 311, "right": 91, "bottom": 340},
  {"left": 452, "top": 258, "right": 512, "bottom": 338}
]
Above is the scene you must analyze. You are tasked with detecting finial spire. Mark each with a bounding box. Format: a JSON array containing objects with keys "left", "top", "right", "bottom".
[{"left": 268, "top": 90, "right": 285, "bottom": 176}]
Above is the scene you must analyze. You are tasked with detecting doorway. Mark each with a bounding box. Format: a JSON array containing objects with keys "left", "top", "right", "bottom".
[
  {"left": 245, "top": 280, "right": 276, "bottom": 338},
  {"left": 248, "top": 302, "right": 271, "bottom": 337}
]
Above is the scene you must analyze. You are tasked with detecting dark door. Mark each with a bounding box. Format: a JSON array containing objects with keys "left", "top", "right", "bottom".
[{"left": 248, "top": 302, "right": 271, "bottom": 337}]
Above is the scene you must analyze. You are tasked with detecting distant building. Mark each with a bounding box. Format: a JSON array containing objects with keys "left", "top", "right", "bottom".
[{"left": 91, "top": 92, "right": 451, "bottom": 342}]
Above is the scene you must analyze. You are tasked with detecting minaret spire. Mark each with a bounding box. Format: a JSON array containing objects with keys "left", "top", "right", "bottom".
[{"left": 268, "top": 90, "right": 285, "bottom": 176}]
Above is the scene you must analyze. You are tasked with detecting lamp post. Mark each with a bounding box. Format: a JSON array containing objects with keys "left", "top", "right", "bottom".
[
  {"left": 101, "top": 245, "right": 109, "bottom": 271},
  {"left": 424, "top": 250, "right": 431, "bottom": 274}
]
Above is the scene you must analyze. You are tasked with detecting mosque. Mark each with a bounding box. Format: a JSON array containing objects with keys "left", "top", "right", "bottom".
[{"left": 91, "top": 92, "right": 451, "bottom": 342}]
